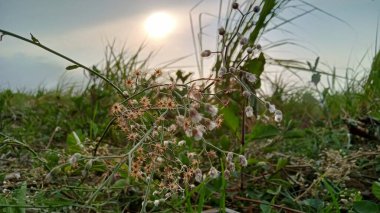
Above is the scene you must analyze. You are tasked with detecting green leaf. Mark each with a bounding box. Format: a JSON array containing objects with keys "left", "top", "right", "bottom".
[
  {"left": 14, "top": 182, "right": 27, "bottom": 213},
  {"left": 276, "top": 158, "right": 288, "bottom": 171},
  {"left": 302, "top": 198, "right": 324, "bottom": 210},
  {"left": 66, "top": 65, "right": 80, "bottom": 70},
  {"left": 111, "top": 179, "right": 128, "bottom": 189},
  {"left": 353, "top": 200, "right": 380, "bottom": 213},
  {"left": 283, "top": 128, "right": 305, "bottom": 138},
  {"left": 220, "top": 105, "right": 239, "bottom": 132},
  {"left": 30, "top": 33, "right": 40, "bottom": 43},
  {"left": 248, "top": 123, "right": 279, "bottom": 140},
  {"left": 66, "top": 131, "right": 83, "bottom": 154},
  {"left": 372, "top": 181, "right": 380, "bottom": 200},
  {"left": 243, "top": 53, "right": 266, "bottom": 89}
]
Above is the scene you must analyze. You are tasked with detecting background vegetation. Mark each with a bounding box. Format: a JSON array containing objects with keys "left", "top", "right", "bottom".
[{"left": 1, "top": 0, "right": 380, "bottom": 212}]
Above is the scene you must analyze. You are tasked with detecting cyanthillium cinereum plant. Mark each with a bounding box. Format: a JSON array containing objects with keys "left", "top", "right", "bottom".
[{"left": 0, "top": 0, "right": 285, "bottom": 212}]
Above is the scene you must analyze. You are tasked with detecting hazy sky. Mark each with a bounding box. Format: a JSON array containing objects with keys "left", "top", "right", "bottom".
[{"left": 0, "top": 0, "right": 379, "bottom": 91}]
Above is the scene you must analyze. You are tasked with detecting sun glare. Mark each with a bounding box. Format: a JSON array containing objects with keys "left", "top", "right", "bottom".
[{"left": 144, "top": 12, "right": 176, "bottom": 39}]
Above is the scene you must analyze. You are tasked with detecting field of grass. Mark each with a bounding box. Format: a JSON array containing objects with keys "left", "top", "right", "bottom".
[{"left": 1, "top": 0, "right": 380, "bottom": 212}]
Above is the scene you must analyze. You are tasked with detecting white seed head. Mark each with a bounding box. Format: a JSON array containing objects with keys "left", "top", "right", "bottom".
[
  {"left": 239, "top": 155, "right": 248, "bottom": 167},
  {"left": 208, "top": 166, "right": 220, "bottom": 179},
  {"left": 178, "top": 140, "right": 186, "bottom": 146},
  {"left": 274, "top": 110, "right": 283, "bottom": 122},
  {"left": 154, "top": 199, "right": 160, "bottom": 207},
  {"left": 205, "top": 104, "right": 218, "bottom": 117},
  {"left": 226, "top": 152, "right": 234, "bottom": 162},
  {"left": 195, "top": 168, "right": 203, "bottom": 182},
  {"left": 246, "top": 73, "right": 257, "bottom": 83},
  {"left": 245, "top": 106, "right": 254, "bottom": 117}
]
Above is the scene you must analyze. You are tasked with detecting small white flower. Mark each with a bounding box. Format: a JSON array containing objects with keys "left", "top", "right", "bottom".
[
  {"left": 242, "top": 90, "right": 251, "bottom": 97},
  {"left": 224, "top": 169, "right": 231, "bottom": 179},
  {"left": 245, "top": 106, "right": 254, "bottom": 117},
  {"left": 208, "top": 167, "right": 220, "bottom": 179},
  {"left": 204, "top": 118, "right": 217, "bottom": 131},
  {"left": 226, "top": 152, "right": 234, "bottom": 162},
  {"left": 205, "top": 104, "right": 218, "bottom": 117},
  {"left": 239, "top": 155, "right": 248, "bottom": 167},
  {"left": 274, "top": 110, "right": 283, "bottom": 122},
  {"left": 195, "top": 168, "right": 203, "bottom": 183},
  {"left": 187, "top": 152, "right": 197, "bottom": 158},
  {"left": 167, "top": 124, "right": 177, "bottom": 132},
  {"left": 267, "top": 102, "right": 276, "bottom": 113},
  {"left": 156, "top": 157, "right": 164, "bottom": 163},
  {"left": 246, "top": 73, "right": 257, "bottom": 83},
  {"left": 192, "top": 125, "right": 205, "bottom": 141},
  {"left": 178, "top": 140, "right": 186, "bottom": 146},
  {"left": 163, "top": 140, "right": 171, "bottom": 146},
  {"left": 228, "top": 162, "right": 236, "bottom": 172},
  {"left": 154, "top": 199, "right": 160, "bottom": 207},
  {"left": 189, "top": 107, "right": 203, "bottom": 123}
]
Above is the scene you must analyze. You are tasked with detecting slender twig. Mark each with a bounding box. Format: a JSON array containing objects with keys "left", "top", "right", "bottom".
[
  {"left": 234, "top": 195, "right": 305, "bottom": 213},
  {"left": 0, "top": 29, "right": 124, "bottom": 97}
]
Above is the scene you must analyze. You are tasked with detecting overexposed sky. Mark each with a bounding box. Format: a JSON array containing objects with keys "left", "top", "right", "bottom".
[{"left": 0, "top": 0, "right": 379, "bottom": 91}]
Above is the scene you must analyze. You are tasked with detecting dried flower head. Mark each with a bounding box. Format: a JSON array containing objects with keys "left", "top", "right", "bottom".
[
  {"left": 154, "top": 68, "right": 162, "bottom": 77},
  {"left": 125, "top": 78, "right": 134, "bottom": 88}
]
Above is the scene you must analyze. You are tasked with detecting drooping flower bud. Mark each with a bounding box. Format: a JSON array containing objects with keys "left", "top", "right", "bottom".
[
  {"left": 201, "top": 50, "right": 212, "bottom": 57},
  {"left": 218, "top": 27, "right": 226, "bottom": 35},
  {"left": 232, "top": 2, "right": 239, "bottom": 9},
  {"left": 253, "top": 6, "right": 260, "bottom": 13}
]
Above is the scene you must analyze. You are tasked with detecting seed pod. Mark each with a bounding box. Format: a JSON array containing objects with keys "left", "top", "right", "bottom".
[
  {"left": 253, "top": 6, "right": 260, "bottom": 13},
  {"left": 232, "top": 2, "right": 239, "bottom": 9},
  {"left": 218, "top": 27, "right": 226, "bottom": 35},
  {"left": 201, "top": 50, "right": 211, "bottom": 57}
]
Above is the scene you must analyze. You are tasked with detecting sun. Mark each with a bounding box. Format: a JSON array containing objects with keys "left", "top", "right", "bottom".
[{"left": 144, "top": 12, "right": 176, "bottom": 39}]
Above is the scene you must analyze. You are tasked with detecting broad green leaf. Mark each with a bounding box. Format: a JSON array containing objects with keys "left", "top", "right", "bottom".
[
  {"left": 372, "top": 181, "right": 380, "bottom": 200},
  {"left": 276, "top": 158, "right": 288, "bottom": 171},
  {"left": 111, "top": 179, "right": 128, "bottom": 189},
  {"left": 353, "top": 200, "right": 380, "bottom": 213},
  {"left": 14, "top": 182, "right": 27, "bottom": 213},
  {"left": 302, "top": 198, "right": 324, "bottom": 210},
  {"left": 220, "top": 106, "right": 239, "bottom": 132},
  {"left": 243, "top": 53, "right": 266, "bottom": 89},
  {"left": 248, "top": 123, "right": 279, "bottom": 140},
  {"left": 66, "top": 131, "right": 84, "bottom": 154}
]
